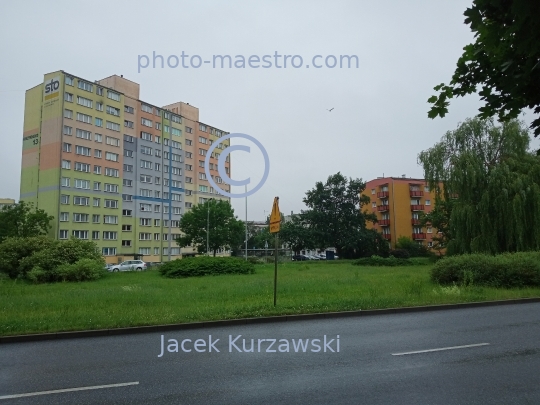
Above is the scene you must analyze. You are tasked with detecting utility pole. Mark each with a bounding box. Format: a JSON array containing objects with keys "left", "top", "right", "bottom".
[
  {"left": 245, "top": 184, "right": 248, "bottom": 261},
  {"left": 206, "top": 199, "right": 211, "bottom": 256}
]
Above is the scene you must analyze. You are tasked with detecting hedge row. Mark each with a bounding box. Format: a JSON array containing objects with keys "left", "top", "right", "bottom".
[
  {"left": 431, "top": 252, "right": 540, "bottom": 288},
  {"left": 352, "top": 255, "right": 429, "bottom": 267},
  {"left": 159, "top": 256, "right": 255, "bottom": 278}
]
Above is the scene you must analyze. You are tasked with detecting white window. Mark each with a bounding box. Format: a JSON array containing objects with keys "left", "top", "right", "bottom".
[
  {"left": 74, "top": 179, "right": 90, "bottom": 189},
  {"left": 155, "top": 123, "right": 161, "bottom": 130},
  {"left": 140, "top": 160, "right": 152, "bottom": 169},
  {"left": 76, "top": 129, "right": 91, "bottom": 140},
  {"left": 102, "top": 247, "right": 117, "bottom": 256},
  {"left": 186, "top": 127, "right": 193, "bottom": 133},
  {"left": 139, "top": 189, "right": 152, "bottom": 197},
  {"left": 107, "top": 90, "right": 120, "bottom": 101},
  {"left": 95, "top": 118, "right": 103, "bottom": 127},
  {"left": 94, "top": 181, "right": 101, "bottom": 191},
  {"left": 124, "top": 120, "right": 134, "bottom": 128},
  {"left": 155, "top": 136, "right": 161, "bottom": 144},
  {"left": 63, "top": 142, "right": 71, "bottom": 153},
  {"left": 199, "top": 136, "right": 208, "bottom": 144},
  {"left": 185, "top": 177, "right": 193, "bottom": 183},
  {"left": 199, "top": 149, "right": 207, "bottom": 156},
  {"left": 106, "top": 137, "right": 120, "bottom": 147},
  {"left": 141, "top": 104, "right": 153, "bottom": 113},
  {"left": 92, "top": 231, "right": 99, "bottom": 240},
  {"left": 63, "top": 125, "right": 73, "bottom": 135},
  {"left": 73, "top": 213, "right": 89, "bottom": 222},
  {"left": 77, "top": 80, "right": 93, "bottom": 92},
  {"left": 424, "top": 186, "right": 430, "bottom": 192},
  {"left": 104, "top": 183, "right": 118, "bottom": 193},
  {"left": 106, "top": 121, "right": 120, "bottom": 131},
  {"left": 74, "top": 162, "right": 90, "bottom": 172},
  {"left": 60, "top": 212, "right": 69, "bottom": 222},
  {"left": 77, "top": 96, "right": 93, "bottom": 108},
  {"left": 94, "top": 149, "right": 102, "bottom": 158},
  {"left": 64, "top": 109, "right": 73, "bottom": 119},
  {"left": 73, "top": 196, "right": 89, "bottom": 206},
  {"left": 122, "top": 209, "right": 132, "bottom": 216},
  {"left": 199, "top": 173, "right": 207, "bottom": 180},
  {"left": 105, "top": 167, "right": 119, "bottom": 177},
  {"left": 59, "top": 230, "right": 68, "bottom": 239},
  {"left": 141, "top": 146, "right": 152, "bottom": 155},
  {"left": 122, "top": 194, "right": 133, "bottom": 201},
  {"left": 155, "top": 149, "right": 161, "bottom": 158},
  {"left": 94, "top": 133, "right": 102, "bottom": 142},
  {"left": 122, "top": 225, "right": 132, "bottom": 231},
  {"left": 426, "top": 200, "right": 431, "bottom": 206},
  {"left": 105, "top": 152, "right": 119, "bottom": 162},
  {"left": 171, "top": 128, "right": 181, "bottom": 136},
  {"left": 94, "top": 165, "right": 102, "bottom": 175},
  {"left": 106, "top": 105, "right": 120, "bottom": 116},
  {"left": 75, "top": 145, "right": 91, "bottom": 156},
  {"left": 427, "top": 227, "right": 433, "bottom": 234},
  {"left": 140, "top": 203, "right": 152, "bottom": 212},
  {"left": 173, "top": 207, "right": 181, "bottom": 214},
  {"left": 141, "top": 118, "right": 153, "bottom": 127},
  {"left": 65, "top": 92, "right": 73, "bottom": 102},
  {"left": 140, "top": 174, "right": 152, "bottom": 183},
  {"left": 199, "top": 124, "right": 207, "bottom": 132},
  {"left": 125, "top": 105, "right": 134, "bottom": 114},
  {"left": 96, "top": 102, "right": 104, "bottom": 112},
  {"left": 65, "top": 76, "right": 74, "bottom": 86},
  {"left": 199, "top": 185, "right": 208, "bottom": 192},
  {"left": 96, "top": 87, "right": 103, "bottom": 96},
  {"left": 60, "top": 195, "right": 69, "bottom": 204},
  {"left": 124, "top": 134, "right": 134, "bottom": 143},
  {"left": 93, "top": 198, "right": 100, "bottom": 207},
  {"left": 139, "top": 247, "right": 151, "bottom": 255},
  {"left": 76, "top": 112, "right": 92, "bottom": 124},
  {"left": 104, "top": 215, "right": 118, "bottom": 224},
  {"left": 171, "top": 115, "right": 181, "bottom": 124},
  {"left": 123, "top": 164, "right": 133, "bottom": 172},
  {"left": 141, "top": 132, "right": 152, "bottom": 141},
  {"left": 139, "top": 232, "right": 151, "bottom": 240},
  {"left": 103, "top": 231, "right": 117, "bottom": 240},
  {"left": 105, "top": 199, "right": 118, "bottom": 208},
  {"left": 372, "top": 202, "right": 376, "bottom": 208},
  {"left": 123, "top": 240, "right": 133, "bottom": 247},
  {"left": 123, "top": 179, "right": 133, "bottom": 187}
]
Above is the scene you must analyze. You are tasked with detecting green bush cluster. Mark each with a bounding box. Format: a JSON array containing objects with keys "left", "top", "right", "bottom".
[
  {"left": 0, "top": 236, "right": 106, "bottom": 283},
  {"left": 431, "top": 252, "right": 540, "bottom": 288},
  {"left": 352, "top": 255, "right": 429, "bottom": 267},
  {"left": 159, "top": 256, "right": 255, "bottom": 278}
]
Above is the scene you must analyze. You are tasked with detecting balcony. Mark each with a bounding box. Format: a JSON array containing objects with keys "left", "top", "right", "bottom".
[
  {"left": 411, "top": 218, "right": 421, "bottom": 226},
  {"left": 378, "top": 219, "right": 390, "bottom": 226},
  {"left": 411, "top": 204, "right": 424, "bottom": 211},
  {"left": 377, "top": 191, "right": 389, "bottom": 198},
  {"left": 377, "top": 205, "right": 389, "bottom": 212},
  {"left": 412, "top": 233, "right": 427, "bottom": 240},
  {"left": 382, "top": 234, "right": 391, "bottom": 240},
  {"left": 410, "top": 190, "right": 424, "bottom": 197}
]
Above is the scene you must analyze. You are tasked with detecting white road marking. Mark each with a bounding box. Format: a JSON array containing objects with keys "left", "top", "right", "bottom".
[
  {"left": 392, "top": 343, "right": 490, "bottom": 356},
  {"left": 0, "top": 381, "right": 139, "bottom": 400}
]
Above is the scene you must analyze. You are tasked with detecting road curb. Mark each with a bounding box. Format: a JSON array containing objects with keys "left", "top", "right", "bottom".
[{"left": 2, "top": 297, "right": 540, "bottom": 344}]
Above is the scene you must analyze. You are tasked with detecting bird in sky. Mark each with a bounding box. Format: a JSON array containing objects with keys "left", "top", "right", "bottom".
[{"left": 327, "top": 108, "right": 334, "bottom": 112}]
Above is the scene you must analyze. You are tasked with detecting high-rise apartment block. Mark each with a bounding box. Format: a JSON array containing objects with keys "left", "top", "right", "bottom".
[
  {"left": 362, "top": 176, "right": 438, "bottom": 248},
  {"left": 20, "top": 71, "right": 230, "bottom": 263}
]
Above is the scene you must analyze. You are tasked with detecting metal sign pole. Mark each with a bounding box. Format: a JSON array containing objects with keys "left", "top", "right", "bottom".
[{"left": 274, "top": 233, "right": 278, "bottom": 307}]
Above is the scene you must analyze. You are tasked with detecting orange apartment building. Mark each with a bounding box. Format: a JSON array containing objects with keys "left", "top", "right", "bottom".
[{"left": 362, "top": 176, "right": 439, "bottom": 249}]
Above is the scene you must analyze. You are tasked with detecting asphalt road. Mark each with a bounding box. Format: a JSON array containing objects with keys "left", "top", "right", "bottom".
[{"left": 2, "top": 303, "right": 540, "bottom": 404}]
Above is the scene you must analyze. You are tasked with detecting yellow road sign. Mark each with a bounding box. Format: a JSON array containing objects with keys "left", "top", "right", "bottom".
[{"left": 269, "top": 196, "right": 280, "bottom": 233}]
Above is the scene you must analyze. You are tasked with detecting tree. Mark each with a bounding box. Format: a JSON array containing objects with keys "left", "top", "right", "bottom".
[
  {"left": 395, "top": 236, "right": 430, "bottom": 258},
  {"left": 279, "top": 214, "right": 315, "bottom": 255},
  {"left": 419, "top": 197, "right": 453, "bottom": 256},
  {"left": 0, "top": 201, "right": 53, "bottom": 242},
  {"left": 302, "top": 172, "right": 378, "bottom": 259},
  {"left": 176, "top": 200, "right": 244, "bottom": 256},
  {"left": 418, "top": 117, "right": 540, "bottom": 254},
  {"left": 427, "top": 0, "right": 540, "bottom": 149}
]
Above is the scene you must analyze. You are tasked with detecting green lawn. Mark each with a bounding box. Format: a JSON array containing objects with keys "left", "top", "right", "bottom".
[{"left": 2, "top": 261, "right": 540, "bottom": 336}]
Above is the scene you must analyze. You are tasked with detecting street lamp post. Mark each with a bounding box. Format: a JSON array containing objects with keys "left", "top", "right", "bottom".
[{"left": 206, "top": 199, "right": 213, "bottom": 256}]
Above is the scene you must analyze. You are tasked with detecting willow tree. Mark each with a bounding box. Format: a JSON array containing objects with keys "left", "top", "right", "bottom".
[{"left": 418, "top": 118, "right": 540, "bottom": 254}]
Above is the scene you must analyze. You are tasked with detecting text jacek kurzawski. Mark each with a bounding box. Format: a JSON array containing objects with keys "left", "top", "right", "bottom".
[{"left": 157, "top": 335, "right": 340, "bottom": 357}]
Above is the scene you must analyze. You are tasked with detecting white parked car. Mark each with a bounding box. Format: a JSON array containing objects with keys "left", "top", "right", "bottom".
[{"left": 110, "top": 260, "right": 147, "bottom": 272}]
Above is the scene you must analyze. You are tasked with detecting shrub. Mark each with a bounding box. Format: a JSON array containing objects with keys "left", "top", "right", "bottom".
[
  {"left": 0, "top": 236, "right": 55, "bottom": 279},
  {"left": 160, "top": 256, "right": 255, "bottom": 278},
  {"left": 431, "top": 252, "right": 540, "bottom": 288},
  {"left": 54, "top": 259, "right": 107, "bottom": 282},
  {"left": 26, "top": 266, "right": 49, "bottom": 284},
  {"left": 353, "top": 255, "right": 413, "bottom": 267},
  {"left": 389, "top": 249, "right": 410, "bottom": 259}
]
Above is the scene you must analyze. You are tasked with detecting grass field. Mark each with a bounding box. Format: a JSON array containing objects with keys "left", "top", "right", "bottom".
[{"left": 2, "top": 260, "right": 540, "bottom": 337}]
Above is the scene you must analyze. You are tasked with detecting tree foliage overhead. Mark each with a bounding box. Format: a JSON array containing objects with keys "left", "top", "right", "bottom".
[
  {"left": 427, "top": 0, "right": 540, "bottom": 147},
  {"left": 279, "top": 214, "right": 315, "bottom": 255},
  {"left": 418, "top": 118, "right": 540, "bottom": 254},
  {"left": 176, "top": 200, "right": 244, "bottom": 256},
  {"left": 0, "top": 201, "right": 53, "bottom": 242},
  {"left": 301, "top": 172, "right": 385, "bottom": 259}
]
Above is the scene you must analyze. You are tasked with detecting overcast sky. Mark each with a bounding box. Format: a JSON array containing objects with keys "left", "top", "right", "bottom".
[{"left": 1, "top": 0, "right": 538, "bottom": 220}]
